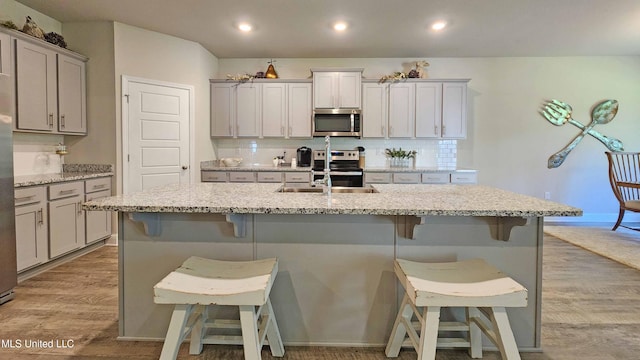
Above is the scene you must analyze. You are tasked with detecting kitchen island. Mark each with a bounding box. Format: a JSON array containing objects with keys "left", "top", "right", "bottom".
[{"left": 84, "top": 183, "right": 580, "bottom": 351}]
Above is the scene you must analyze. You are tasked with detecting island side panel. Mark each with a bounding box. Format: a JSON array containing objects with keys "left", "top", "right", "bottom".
[
  {"left": 396, "top": 215, "right": 543, "bottom": 351},
  {"left": 118, "top": 212, "right": 255, "bottom": 339},
  {"left": 255, "top": 214, "right": 397, "bottom": 346}
]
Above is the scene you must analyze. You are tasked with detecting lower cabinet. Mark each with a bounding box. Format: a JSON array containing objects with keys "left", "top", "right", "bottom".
[
  {"left": 48, "top": 181, "right": 85, "bottom": 259},
  {"left": 201, "top": 170, "right": 311, "bottom": 184},
  {"left": 14, "top": 187, "right": 48, "bottom": 272},
  {"left": 14, "top": 176, "right": 113, "bottom": 273},
  {"left": 365, "top": 171, "right": 477, "bottom": 185}
]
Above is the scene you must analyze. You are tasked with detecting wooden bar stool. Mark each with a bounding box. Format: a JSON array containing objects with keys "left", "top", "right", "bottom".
[
  {"left": 386, "top": 258, "right": 528, "bottom": 360},
  {"left": 154, "top": 256, "right": 285, "bottom": 360}
]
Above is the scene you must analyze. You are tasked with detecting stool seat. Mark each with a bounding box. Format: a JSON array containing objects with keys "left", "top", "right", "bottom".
[
  {"left": 386, "top": 258, "right": 528, "bottom": 360},
  {"left": 395, "top": 258, "right": 528, "bottom": 308},
  {"left": 154, "top": 257, "right": 278, "bottom": 306},
  {"left": 154, "top": 257, "right": 284, "bottom": 360}
]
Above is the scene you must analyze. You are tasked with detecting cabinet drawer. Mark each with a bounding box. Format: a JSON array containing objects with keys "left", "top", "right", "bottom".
[
  {"left": 257, "top": 172, "right": 283, "bottom": 183},
  {"left": 365, "top": 173, "right": 391, "bottom": 184},
  {"left": 15, "top": 186, "right": 46, "bottom": 206},
  {"left": 393, "top": 173, "right": 421, "bottom": 184},
  {"left": 201, "top": 171, "right": 227, "bottom": 182},
  {"left": 285, "top": 172, "right": 310, "bottom": 183},
  {"left": 85, "top": 177, "right": 111, "bottom": 193},
  {"left": 229, "top": 172, "right": 256, "bottom": 183},
  {"left": 421, "top": 173, "right": 450, "bottom": 184},
  {"left": 451, "top": 172, "right": 478, "bottom": 184},
  {"left": 48, "top": 181, "right": 84, "bottom": 200}
]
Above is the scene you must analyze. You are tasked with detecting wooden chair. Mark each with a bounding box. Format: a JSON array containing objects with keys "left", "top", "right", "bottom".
[
  {"left": 154, "top": 257, "right": 285, "bottom": 360},
  {"left": 606, "top": 152, "right": 640, "bottom": 231},
  {"left": 385, "top": 258, "right": 527, "bottom": 360}
]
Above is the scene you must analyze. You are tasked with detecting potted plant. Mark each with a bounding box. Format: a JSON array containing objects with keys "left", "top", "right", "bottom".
[{"left": 385, "top": 148, "right": 417, "bottom": 168}]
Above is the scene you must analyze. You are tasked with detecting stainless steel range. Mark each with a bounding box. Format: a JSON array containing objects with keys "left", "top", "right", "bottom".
[{"left": 312, "top": 150, "right": 363, "bottom": 187}]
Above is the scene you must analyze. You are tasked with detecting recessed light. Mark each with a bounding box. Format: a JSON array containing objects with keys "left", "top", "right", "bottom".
[
  {"left": 238, "top": 23, "right": 252, "bottom": 32},
  {"left": 431, "top": 21, "right": 447, "bottom": 31},
  {"left": 333, "top": 22, "right": 348, "bottom": 31}
]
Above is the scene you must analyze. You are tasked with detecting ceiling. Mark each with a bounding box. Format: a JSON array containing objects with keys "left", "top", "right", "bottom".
[{"left": 16, "top": 0, "right": 640, "bottom": 58}]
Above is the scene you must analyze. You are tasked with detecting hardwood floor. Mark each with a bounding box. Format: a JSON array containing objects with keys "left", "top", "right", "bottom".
[{"left": 0, "top": 235, "right": 639, "bottom": 359}]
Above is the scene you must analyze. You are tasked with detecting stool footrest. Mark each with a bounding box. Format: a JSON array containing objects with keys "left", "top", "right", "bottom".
[{"left": 402, "top": 337, "right": 471, "bottom": 349}]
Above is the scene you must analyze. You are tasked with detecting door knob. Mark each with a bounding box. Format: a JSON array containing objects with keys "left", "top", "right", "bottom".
[{"left": 182, "top": 166, "right": 188, "bottom": 170}]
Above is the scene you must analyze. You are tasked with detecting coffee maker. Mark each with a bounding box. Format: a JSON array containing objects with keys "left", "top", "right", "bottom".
[{"left": 296, "top": 147, "right": 312, "bottom": 167}]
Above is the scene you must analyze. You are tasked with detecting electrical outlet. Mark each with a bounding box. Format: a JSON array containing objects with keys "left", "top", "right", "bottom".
[{"left": 544, "top": 192, "right": 551, "bottom": 200}]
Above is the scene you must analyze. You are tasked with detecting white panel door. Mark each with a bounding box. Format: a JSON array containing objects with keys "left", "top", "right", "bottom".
[
  {"left": 388, "top": 83, "right": 415, "bottom": 138},
  {"left": 262, "top": 83, "right": 286, "bottom": 137},
  {"left": 127, "top": 80, "right": 191, "bottom": 193},
  {"left": 287, "top": 83, "right": 312, "bottom": 138},
  {"left": 415, "top": 82, "right": 442, "bottom": 138},
  {"left": 442, "top": 82, "right": 467, "bottom": 139},
  {"left": 362, "top": 83, "right": 387, "bottom": 138}
]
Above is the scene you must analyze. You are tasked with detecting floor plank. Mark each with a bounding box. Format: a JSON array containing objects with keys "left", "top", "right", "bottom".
[{"left": 0, "top": 236, "right": 639, "bottom": 359}]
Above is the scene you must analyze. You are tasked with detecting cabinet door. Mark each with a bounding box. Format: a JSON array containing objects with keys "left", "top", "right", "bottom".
[
  {"left": 287, "top": 83, "right": 312, "bottom": 138},
  {"left": 388, "top": 83, "right": 415, "bottom": 138},
  {"left": 57, "top": 54, "right": 86, "bottom": 134},
  {"left": 85, "top": 190, "right": 112, "bottom": 244},
  {"left": 415, "top": 82, "right": 442, "bottom": 138},
  {"left": 210, "top": 83, "right": 234, "bottom": 137},
  {"left": 15, "top": 202, "right": 48, "bottom": 272},
  {"left": 262, "top": 83, "right": 286, "bottom": 137},
  {"left": 228, "top": 171, "right": 256, "bottom": 183},
  {"left": 337, "top": 72, "right": 361, "bottom": 108},
  {"left": 442, "top": 82, "right": 467, "bottom": 139},
  {"left": 0, "top": 32, "right": 10, "bottom": 76},
  {"left": 236, "top": 83, "right": 261, "bottom": 137},
  {"left": 362, "top": 83, "right": 387, "bottom": 138},
  {"left": 313, "top": 72, "right": 336, "bottom": 109},
  {"left": 49, "top": 196, "right": 85, "bottom": 259},
  {"left": 15, "top": 39, "right": 57, "bottom": 131}
]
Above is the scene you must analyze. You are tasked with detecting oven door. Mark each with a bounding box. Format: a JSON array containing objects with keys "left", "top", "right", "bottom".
[{"left": 313, "top": 171, "right": 363, "bottom": 187}]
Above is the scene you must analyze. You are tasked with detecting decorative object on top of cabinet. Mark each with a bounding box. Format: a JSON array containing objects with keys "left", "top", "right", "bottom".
[
  {"left": 542, "top": 99, "right": 624, "bottom": 168},
  {"left": 415, "top": 60, "right": 429, "bottom": 78},
  {"left": 0, "top": 20, "right": 18, "bottom": 30},
  {"left": 44, "top": 32, "right": 66, "bottom": 48},
  {"left": 265, "top": 59, "right": 278, "bottom": 79},
  {"left": 378, "top": 72, "right": 408, "bottom": 84},
  {"left": 21, "top": 16, "right": 44, "bottom": 39},
  {"left": 544, "top": 99, "right": 620, "bottom": 168},
  {"left": 226, "top": 73, "right": 255, "bottom": 83}
]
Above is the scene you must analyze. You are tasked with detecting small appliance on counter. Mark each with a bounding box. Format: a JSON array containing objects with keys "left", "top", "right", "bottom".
[{"left": 296, "top": 147, "right": 312, "bottom": 167}]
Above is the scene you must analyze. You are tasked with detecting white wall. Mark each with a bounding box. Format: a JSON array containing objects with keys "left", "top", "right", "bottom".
[
  {"left": 218, "top": 57, "right": 640, "bottom": 223},
  {"left": 0, "top": 0, "right": 61, "bottom": 34},
  {"left": 112, "top": 22, "right": 219, "bottom": 194}
]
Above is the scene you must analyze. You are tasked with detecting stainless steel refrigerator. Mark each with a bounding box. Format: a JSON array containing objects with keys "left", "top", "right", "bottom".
[{"left": 0, "top": 71, "right": 17, "bottom": 305}]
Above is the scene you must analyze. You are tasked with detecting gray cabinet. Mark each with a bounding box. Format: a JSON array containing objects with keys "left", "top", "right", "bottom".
[
  {"left": 85, "top": 178, "right": 112, "bottom": 244},
  {"left": 11, "top": 31, "right": 87, "bottom": 135},
  {"left": 14, "top": 187, "right": 48, "bottom": 272},
  {"left": 312, "top": 69, "right": 362, "bottom": 109},
  {"left": 48, "top": 181, "right": 85, "bottom": 259},
  {"left": 365, "top": 171, "right": 477, "bottom": 185},
  {"left": 0, "top": 32, "right": 10, "bottom": 75}
]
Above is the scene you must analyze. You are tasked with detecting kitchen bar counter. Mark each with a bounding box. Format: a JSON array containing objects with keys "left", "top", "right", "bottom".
[
  {"left": 14, "top": 171, "right": 114, "bottom": 188},
  {"left": 86, "top": 183, "right": 580, "bottom": 351},
  {"left": 83, "top": 182, "right": 579, "bottom": 217}
]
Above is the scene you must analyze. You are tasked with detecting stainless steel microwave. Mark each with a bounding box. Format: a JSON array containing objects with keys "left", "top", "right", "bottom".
[{"left": 313, "top": 109, "right": 361, "bottom": 137}]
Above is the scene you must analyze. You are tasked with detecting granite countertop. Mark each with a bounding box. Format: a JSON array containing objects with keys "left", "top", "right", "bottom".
[
  {"left": 14, "top": 164, "right": 114, "bottom": 188},
  {"left": 83, "top": 182, "right": 581, "bottom": 217}
]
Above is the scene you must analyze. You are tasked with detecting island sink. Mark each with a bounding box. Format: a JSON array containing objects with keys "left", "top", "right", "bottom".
[{"left": 277, "top": 185, "right": 379, "bottom": 193}]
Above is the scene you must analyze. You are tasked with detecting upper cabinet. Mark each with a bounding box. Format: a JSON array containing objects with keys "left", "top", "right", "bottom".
[
  {"left": 362, "top": 79, "right": 469, "bottom": 139},
  {"left": 311, "top": 68, "right": 362, "bottom": 109},
  {"left": 5, "top": 29, "right": 88, "bottom": 135},
  {"left": 210, "top": 80, "right": 312, "bottom": 139}
]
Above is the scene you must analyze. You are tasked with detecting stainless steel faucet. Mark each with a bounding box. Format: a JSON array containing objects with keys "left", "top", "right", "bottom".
[{"left": 310, "top": 135, "right": 332, "bottom": 195}]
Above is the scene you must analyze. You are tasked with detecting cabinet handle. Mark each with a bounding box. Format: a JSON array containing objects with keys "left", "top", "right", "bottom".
[
  {"left": 60, "top": 114, "right": 65, "bottom": 128},
  {"left": 236, "top": 124, "right": 240, "bottom": 136},
  {"left": 281, "top": 126, "right": 284, "bottom": 135},
  {"left": 442, "top": 125, "right": 446, "bottom": 135},
  {"left": 37, "top": 208, "right": 43, "bottom": 225},
  {"left": 77, "top": 201, "right": 83, "bottom": 215},
  {"left": 381, "top": 126, "right": 385, "bottom": 136},
  {"left": 15, "top": 195, "right": 35, "bottom": 203},
  {"left": 289, "top": 126, "right": 292, "bottom": 136},
  {"left": 228, "top": 125, "right": 232, "bottom": 136},
  {"left": 48, "top": 113, "right": 54, "bottom": 127},
  {"left": 58, "top": 189, "right": 76, "bottom": 195},
  {"left": 389, "top": 126, "right": 393, "bottom": 136},
  {"left": 92, "top": 184, "right": 106, "bottom": 190},
  {"left": 434, "top": 125, "right": 438, "bottom": 135}
]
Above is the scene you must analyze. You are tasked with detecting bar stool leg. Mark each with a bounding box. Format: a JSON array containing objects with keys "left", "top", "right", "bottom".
[
  {"left": 385, "top": 295, "right": 413, "bottom": 357},
  {"left": 189, "top": 305, "right": 206, "bottom": 355},
  {"left": 239, "top": 305, "right": 262, "bottom": 360},
  {"left": 264, "top": 299, "right": 285, "bottom": 357},
  {"left": 417, "top": 306, "right": 440, "bottom": 360},
  {"left": 489, "top": 307, "right": 521, "bottom": 360},
  {"left": 160, "top": 304, "right": 193, "bottom": 360},
  {"left": 466, "top": 307, "right": 483, "bottom": 358}
]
